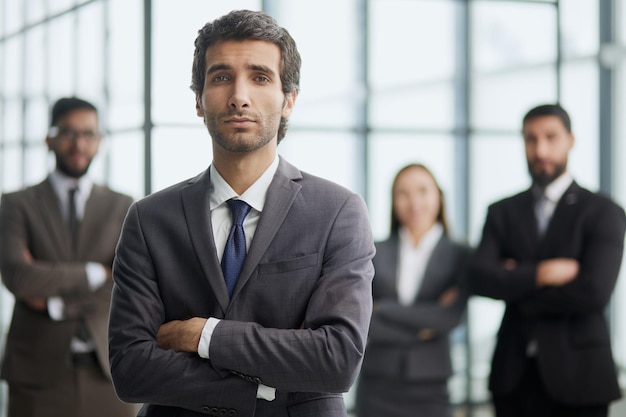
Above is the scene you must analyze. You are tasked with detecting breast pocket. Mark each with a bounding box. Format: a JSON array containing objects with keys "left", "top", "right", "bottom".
[{"left": 252, "top": 253, "right": 320, "bottom": 328}]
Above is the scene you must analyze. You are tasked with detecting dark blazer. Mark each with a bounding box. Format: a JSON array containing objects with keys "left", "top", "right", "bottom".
[
  {"left": 469, "top": 181, "right": 625, "bottom": 405},
  {"left": 0, "top": 178, "right": 133, "bottom": 388},
  {"left": 108, "top": 157, "right": 376, "bottom": 417},
  {"left": 359, "top": 234, "right": 471, "bottom": 382}
]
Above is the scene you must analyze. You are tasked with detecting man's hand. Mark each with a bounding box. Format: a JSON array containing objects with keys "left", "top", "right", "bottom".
[
  {"left": 25, "top": 298, "right": 47, "bottom": 312},
  {"left": 437, "top": 287, "right": 458, "bottom": 307},
  {"left": 536, "top": 258, "right": 579, "bottom": 288},
  {"left": 157, "top": 318, "right": 208, "bottom": 353}
]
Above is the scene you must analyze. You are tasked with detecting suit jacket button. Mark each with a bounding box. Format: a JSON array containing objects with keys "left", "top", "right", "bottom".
[
  {"left": 252, "top": 377, "right": 262, "bottom": 384},
  {"left": 200, "top": 405, "right": 210, "bottom": 414},
  {"left": 228, "top": 410, "right": 237, "bottom": 416}
]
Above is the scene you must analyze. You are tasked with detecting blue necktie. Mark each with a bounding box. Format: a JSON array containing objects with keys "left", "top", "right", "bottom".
[{"left": 221, "top": 199, "right": 251, "bottom": 297}]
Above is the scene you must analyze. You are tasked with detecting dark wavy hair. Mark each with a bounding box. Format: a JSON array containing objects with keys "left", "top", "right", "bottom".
[
  {"left": 191, "top": 9, "right": 301, "bottom": 143},
  {"left": 389, "top": 163, "right": 449, "bottom": 236}
]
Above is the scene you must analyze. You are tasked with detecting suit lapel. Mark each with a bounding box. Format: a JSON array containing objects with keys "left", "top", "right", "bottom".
[
  {"left": 35, "top": 179, "right": 71, "bottom": 259},
  {"left": 516, "top": 189, "right": 540, "bottom": 252},
  {"left": 79, "top": 185, "right": 106, "bottom": 259},
  {"left": 181, "top": 170, "right": 230, "bottom": 313},
  {"left": 540, "top": 181, "right": 581, "bottom": 251},
  {"left": 231, "top": 158, "right": 302, "bottom": 300}
]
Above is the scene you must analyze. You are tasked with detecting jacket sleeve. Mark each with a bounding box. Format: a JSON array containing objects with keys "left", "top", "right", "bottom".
[
  {"left": 370, "top": 246, "right": 471, "bottom": 343},
  {"left": 468, "top": 204, "right": 538, "bottom": 302},
  {"left": 0, "top": 192, "right": 89, "bottom": 299},
  {"left": 519, "top": 201, "right": 626, "bottom": 316}
]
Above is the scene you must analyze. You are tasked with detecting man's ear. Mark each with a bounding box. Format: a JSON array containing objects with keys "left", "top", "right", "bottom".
[
  {"left": 281, "top": 90, "right": 297, "bottom": 119},
  {"left": 195, "top": 95, "right": 204, "bottom": 117}
]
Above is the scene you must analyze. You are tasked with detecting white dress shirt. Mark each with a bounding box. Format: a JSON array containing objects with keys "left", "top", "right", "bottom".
[
  {"left": 527, "top": 171, "right": 574, "bottom": 356},
  {"left": 47, "top": 169, "right": 107, "bottom": 352},
  {"left": 198, "top": 156, "right": 279, "bottom": 401},
  {"left": 396, "top": 223, "right": 444, "bottom": 306}
]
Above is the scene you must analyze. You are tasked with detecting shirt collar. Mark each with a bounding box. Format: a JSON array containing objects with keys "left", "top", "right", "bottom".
[
  {"left": 209, "top": 155, "right": 279, "bottom": 213},
  {"left": 399, "top": 222, "right": 444, "bottom": 251},
  {"left": 536, "top": 171, "right": 574, "bottom": 203},
  {"left": 48, "top": 169, "right": 94, "bottom": 197}
]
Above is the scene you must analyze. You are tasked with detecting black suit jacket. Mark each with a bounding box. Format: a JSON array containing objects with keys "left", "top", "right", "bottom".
[{"left": 469, "top": 181, "right": 625, "bottom": 405}]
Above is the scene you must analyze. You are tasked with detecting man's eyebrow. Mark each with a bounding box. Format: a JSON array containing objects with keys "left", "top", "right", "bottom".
[
  {"left": 249, "top": 64, "right": 276, "bottom": 77},
  {"left": 206, "top": 63, "right": 231, "bottom": 74}
]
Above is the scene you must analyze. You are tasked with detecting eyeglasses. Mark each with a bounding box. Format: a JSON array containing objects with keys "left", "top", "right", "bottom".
[{"left": 49, "top": 126, "right": 102, "bottom": 143}]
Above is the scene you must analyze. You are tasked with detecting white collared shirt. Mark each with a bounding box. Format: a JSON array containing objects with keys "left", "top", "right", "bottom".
[
  {"left": 47, "top": 170, "right": 106, "bottom": 352},
  {"left": 536, "top": 171, "right": 574, "bottom": 224},
  {"left": 209, "top": 156, "right": 278, "bottom": 261},
  {"left": 198, "top": 156, "right": 279, "bottom": 402},
  {"left": 396, "top": 223, "right": 444, "bottom": 306}
]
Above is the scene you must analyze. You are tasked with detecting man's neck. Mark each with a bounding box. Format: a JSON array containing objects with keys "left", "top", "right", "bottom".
[{"left": 212, "top": 147, "right": 277, "bottom": 195}]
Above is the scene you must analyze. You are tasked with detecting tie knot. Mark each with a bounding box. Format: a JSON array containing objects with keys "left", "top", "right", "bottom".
[{"left": 227, "top": 199, "right": 251, "bottom": 226}]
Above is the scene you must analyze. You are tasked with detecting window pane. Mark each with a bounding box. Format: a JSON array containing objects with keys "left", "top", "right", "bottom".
[
  {"left": 367, "top": 134, "right": 457, "bottom": 241},
  {"left": 109, "top": 0, "right": 144, "bottom": 130},
  {"left": 276, "top": 0, "right": 360, "bottom": 129},
  {"left": 152, "top": 0, "right": 261, "bottom": 125},
  {"left": 24, "top": 25, "right": 46, "bottom": 96},
  {"left": 48, "top": 0, "right": 75, "bottom": 16},
  {"left": 472, "top": 1, "right": 556, "bottom": 72},
  {"left": 107, "top": 131, "right": 145, "bottom": 200},
  {"left": 152, "top": 127, "right": 212, "bottom": 192},
  {"left": 561, "top": 60, "right": 599, "bottom": 189},
  {"left": 77, "top": 2, "right": 105, "bottom": 98},
  {"left": 2, "top": 146, "right": 23, "bottom": 191},
  {"left": 4, "top": 36, "right": 23, "bottom": 97},
  {"left": 24, "top": 145, "right": 48, "bottom": 185},
  {"left": 278, "top": 131, "right": 360, "bottom": 194},
  {"left": 4, "top": 99, "right": 23, "bottom": 144},
  {"left": 369, "top": 0, "right": 456, "bottom": 129},
  {"left": 561, "top": 0, "right": 599, "bottom": 58},
  {"left": 25, "top": 0, "right": 46, "bottom": 25},
  {"left": 47, "top": 14, "right": 75, "bottom": 97},
  {"left": 472, "top": 67, "right": 557, "bottom": 131},
  {"left": 4, "top": 0, "right": 23, "bottom": 34},
  {"left": 469, "top": 135, "right": 528, "bottom": 246},
  {"left": 24, "top": 98, "right": 48, "bottom": 143}
]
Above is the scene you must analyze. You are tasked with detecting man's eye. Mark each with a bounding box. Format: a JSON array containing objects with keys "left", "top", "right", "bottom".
[
  {"left": 255, "top": 76, "right": 270, "bottom": 83},
  {"left": 213, "top": 75, "right": 229, "bottom": 82}
]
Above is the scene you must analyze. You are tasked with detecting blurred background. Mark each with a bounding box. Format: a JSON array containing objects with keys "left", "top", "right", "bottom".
[{"left": 1, "top": 0, "right": 625, "bottom": 416}]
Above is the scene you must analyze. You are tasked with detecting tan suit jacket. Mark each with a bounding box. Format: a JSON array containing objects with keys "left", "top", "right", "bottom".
[{"left": 0, "top": 178, "right": 132, "bottom": 390}]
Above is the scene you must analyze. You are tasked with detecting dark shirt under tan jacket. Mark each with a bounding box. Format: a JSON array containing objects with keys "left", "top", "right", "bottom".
[{"left": 0, "top": 174, "right": 136, "bottom": 417}]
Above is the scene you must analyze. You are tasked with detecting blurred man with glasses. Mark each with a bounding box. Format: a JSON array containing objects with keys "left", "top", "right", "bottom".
[{"left": 0, "top": 97, "right": 137, "bottom": 417}]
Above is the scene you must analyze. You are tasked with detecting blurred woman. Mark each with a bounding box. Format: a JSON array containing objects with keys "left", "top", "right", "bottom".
[{"left": 355, "top": 163, "right": 472, "bottom": 417}]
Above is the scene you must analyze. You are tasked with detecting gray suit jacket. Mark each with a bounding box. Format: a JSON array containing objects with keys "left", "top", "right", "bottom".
[
  {"left": 108, "top": 158, "right": 375, "bottom": 417},
  {"left": 360, "top": 234, "right": 471, "bottom": 382},
  {"left": 0, "top": 178, "right": 133, "bottom": 387}
]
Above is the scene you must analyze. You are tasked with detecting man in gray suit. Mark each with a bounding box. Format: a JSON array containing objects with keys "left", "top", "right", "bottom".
[
  {"left": 108, "top": 9, "right": 375, "bottom": 417},
  {"left": 0, "top": 97, "right": 136, "bottom": 417}
]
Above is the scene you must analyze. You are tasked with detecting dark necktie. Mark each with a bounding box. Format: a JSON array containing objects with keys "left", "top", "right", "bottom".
[
  {"left": 69, "top": 187, "right": 90, "bottom": 342},
  {"left": 68, "top": 187, "right": 80, "bottom": 252},
  {"left": 221, "top": 199, "right": 251, "bottom": 297}
]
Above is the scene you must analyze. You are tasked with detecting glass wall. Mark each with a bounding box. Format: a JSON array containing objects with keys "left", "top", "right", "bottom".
[{"left": 1, "top": 0, "right": 625, "bottom": 415}]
